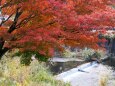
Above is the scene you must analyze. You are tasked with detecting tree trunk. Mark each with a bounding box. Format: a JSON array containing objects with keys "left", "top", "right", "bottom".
[
  {"left": 0, "top": 38, "right": 9, "bottom": 59},
  {"left": 0, "top": 48, "right": 9, "bottom": 59}
]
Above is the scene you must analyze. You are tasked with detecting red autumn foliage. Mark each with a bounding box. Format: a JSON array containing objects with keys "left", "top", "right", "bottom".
[{"left": 0, "top": 0, "right": 114, "bottom": 58}]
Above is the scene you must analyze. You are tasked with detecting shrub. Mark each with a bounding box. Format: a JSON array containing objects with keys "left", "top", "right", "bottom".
[
  {"left": 0, "top": 55, "right": 70, "bottom": 86},
  {"left": 62, "top": 49, "right": 77, "bottom": 58},
  {"left": 14, "top": 51, "right": 48, "bottom": 65},
  {"left": 82, "top": 48, "right": 105, "bottom": 61},
  {"left": 99, "top": 66, "right": 112, "bottom": 86}
]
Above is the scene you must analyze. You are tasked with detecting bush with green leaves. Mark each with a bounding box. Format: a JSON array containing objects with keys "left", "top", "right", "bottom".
[
  {"left": 13, "top": 50, "right": 48, "bottom": 65},
  {"left": 82, "top": 48, "right": 105, "bottom": 61}
]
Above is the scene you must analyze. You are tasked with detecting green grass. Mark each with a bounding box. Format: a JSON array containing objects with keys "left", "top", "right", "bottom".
[{"left": 0, "top": 55, "right": 70, "bottom": 86}]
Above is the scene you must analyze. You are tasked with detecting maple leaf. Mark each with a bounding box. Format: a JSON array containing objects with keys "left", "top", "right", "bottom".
[{"left": 0, "top": 0, "right": 114, "bottom": 61}]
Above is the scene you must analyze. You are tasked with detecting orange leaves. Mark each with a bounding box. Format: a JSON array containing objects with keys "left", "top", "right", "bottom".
[
  {"left": 0, "top": 0, "right": 114, "bottom": 57},
  {"left": 38, "top": 0, "right": 50, "bottom": 11},
  {"left": 0, "top": 26, "right": 13, "bottom": 42},
  {"left": 3, "top": 20, "right": 13, "bottom": 27},
  {"left": 0, "top": 27, "right": 8, "bottom": 36},
  {"left": 0, "top": 26, "right": 6, "bottom": 30},
  {"left": 71, "top": 34, "right": 99, "bottom": 48},
  {"left": 1, "top": 0, "right": 6, "bottom": 5}
]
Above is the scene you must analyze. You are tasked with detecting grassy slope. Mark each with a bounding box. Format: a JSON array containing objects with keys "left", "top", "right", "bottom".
[{"left": 0, "top": 55, "right": 70, "bottom": 86}]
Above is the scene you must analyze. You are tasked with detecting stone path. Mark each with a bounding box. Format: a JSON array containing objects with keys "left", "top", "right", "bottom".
[
  {"left": 56, "top": 62, "right": 111, "bottom": 86},
  {"left": 49, "top": 57, "right": 84, "bottom": 62}
]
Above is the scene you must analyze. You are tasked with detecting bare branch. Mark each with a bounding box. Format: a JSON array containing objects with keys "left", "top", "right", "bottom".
[
  {"left": 8, "top": 7, "right": 23, "bottom": 33},
  {"left": 0, "top": 13, "right": 14, "bottom": 26},
  {"left": 16, "top": 14, "right": 36, "bottom": 28},
  {"left": 1, "top": 0, "right": 12, "bottom": 9}
]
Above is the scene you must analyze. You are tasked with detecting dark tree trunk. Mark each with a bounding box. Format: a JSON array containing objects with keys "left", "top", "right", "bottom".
[
  {"left": 0, "top": 48, "right": 9, "bottom": 59},
  {"left": 0, "top": 38, "right": 9, "bottom": 59},
  {"left": 0, "top": 8, "right": 23, "bottom": 59},
  {"left": 0, "top": 8, "right": 22, "bottom": 59}
]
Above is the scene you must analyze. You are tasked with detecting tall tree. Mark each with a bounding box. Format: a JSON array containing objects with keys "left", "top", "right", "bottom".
[{"left": 0, "top": 0, "right": 114, "bottom": 59}]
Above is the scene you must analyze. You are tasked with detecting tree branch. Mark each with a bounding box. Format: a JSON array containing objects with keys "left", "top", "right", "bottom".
[
  {"left": 1, "top": 0, "right": 12, "bottom": 9},
  {"left": 16, "top": 14, "right": 36, "bottom": 28},
  {"left": 8, "top": 7, "right": 23, "bottom": 33},
  {"left": 0, "top": 13, "right": 14, "bottom": 26}
]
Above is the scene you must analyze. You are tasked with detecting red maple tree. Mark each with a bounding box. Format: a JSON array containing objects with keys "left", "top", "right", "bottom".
[{"left": 0, "top": 0, "right": 114, "bottom": 60}]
